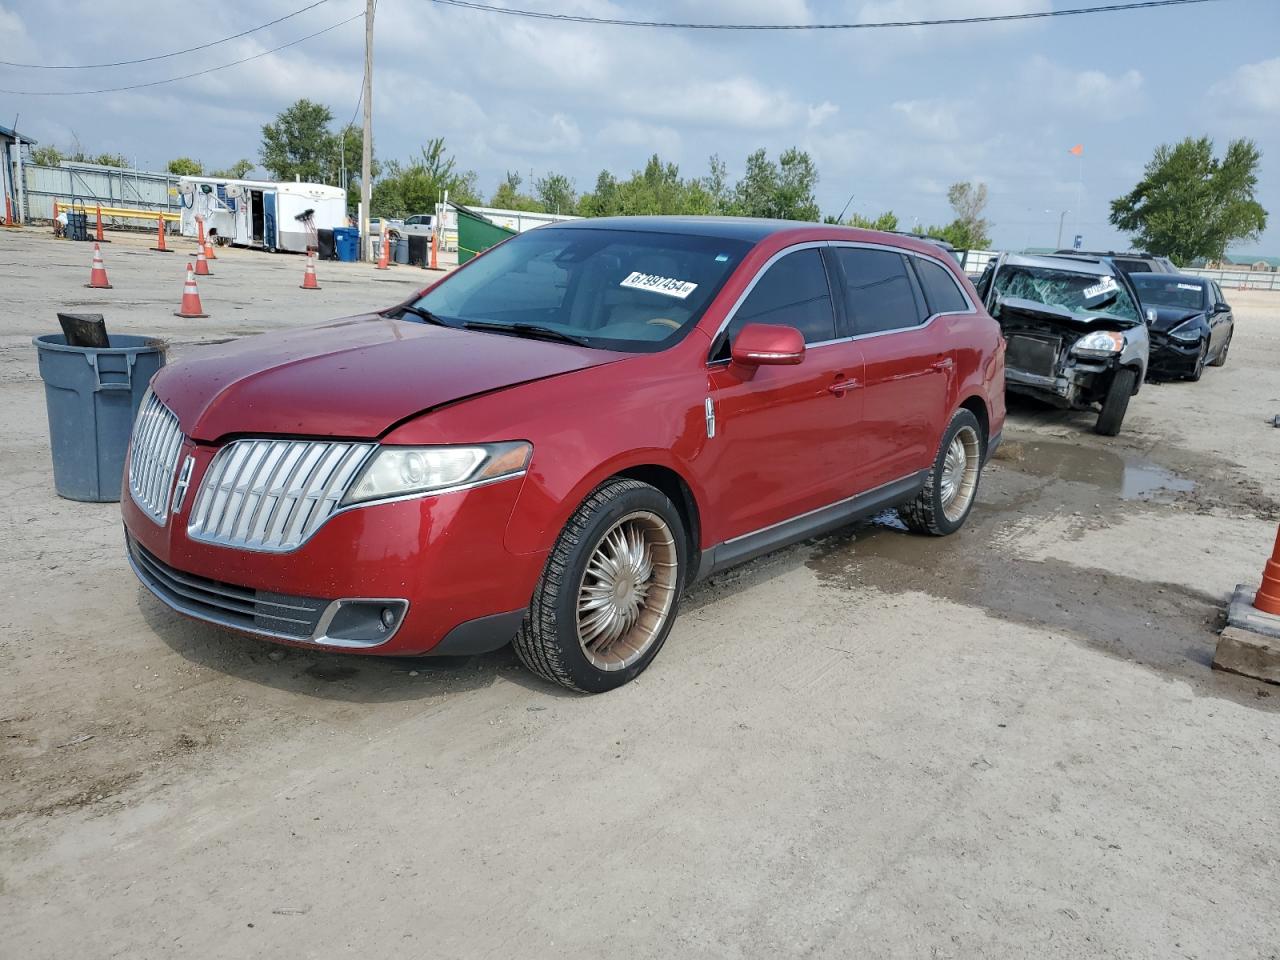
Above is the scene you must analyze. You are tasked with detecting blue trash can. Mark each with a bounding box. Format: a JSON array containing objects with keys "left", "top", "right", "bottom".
[
  {"left": 33, "top": 334, "right": 167, "bottom": 502},
  {"left": 394, "top": 237, "right": 409, "bottom": 265},
  {"left": 333, "top": 227, "right": 359, "bottom": 262}
]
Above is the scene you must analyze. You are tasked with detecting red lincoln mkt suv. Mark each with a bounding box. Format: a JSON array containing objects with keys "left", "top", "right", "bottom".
[{"left": 123, "top": 217, "right": 1005, "bottom": 692}]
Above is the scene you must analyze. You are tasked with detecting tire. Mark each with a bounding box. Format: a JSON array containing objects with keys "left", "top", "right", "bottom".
[
  {"left": 1186, "top": 341, "right": 1208, "bottom": 382},
  {"left": 513, "top": 478, "right": 687, "bottom": 693},
  {"left": 901, "top": 409, "right": 984, "bottom": 537},
  {"left": 1095, "top": 366, "right": 1137, "bottom": 436},
  {"left": 1209, "top": 334, "right": 1230, "bottom": 367}
]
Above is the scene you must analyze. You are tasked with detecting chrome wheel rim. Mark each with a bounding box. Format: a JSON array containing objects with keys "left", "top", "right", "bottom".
[
  {"left": 576, "top": 511, "right": 679, "bottom": 672},
  {"left": 940, "top": 426, "right": 981, "bottom": 522}
]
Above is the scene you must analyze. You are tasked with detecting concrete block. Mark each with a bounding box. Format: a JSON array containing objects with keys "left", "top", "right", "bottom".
[
  {"left": 1226, "top": 584, "right": 1280, "bottom": 640},
  {"left": 1213, "top": 626, "right": 1280, "bottom": 685}
]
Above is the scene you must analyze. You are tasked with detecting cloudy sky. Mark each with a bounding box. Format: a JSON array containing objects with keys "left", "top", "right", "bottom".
[{"left": 3, "top": 0, "right": 1278, "bottom": 253}]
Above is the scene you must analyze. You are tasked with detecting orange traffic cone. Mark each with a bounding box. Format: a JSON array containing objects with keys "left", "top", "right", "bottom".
[
  {"left": 174, "top": 263, "right": 208, "bottom": 318},
  {"left": 429, "top": 231, "right": 440, "bottom": 270},
  {"left": 375, "top": 236, "right": 391, "bottom": 270},
  {"left": 300, "top": 249, "right": 321, "bottom": 290},
  {"left": 204, "top": 236, "right": 217, "bottom": 260},
  {"left": 95, "top": 204, "right": 105, "bottom": 242},
  {"left": 151, "top": 216, "right": 171, "bottom": 252},
  {"left": 195, "top": 214, "right": 206, "bottom": 248},
  {"left": 85, "top": 242, "right": 112, "bottom": 289},
  {"left": 1254, "top": 526, "right": 1280, "bottom": 616},
  {"left": 194, "top": 245, "right": 212, "bottom": 276}
]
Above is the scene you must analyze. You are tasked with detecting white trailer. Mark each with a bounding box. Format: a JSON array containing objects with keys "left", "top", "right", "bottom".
[{"left": 177, "top": 177, "right": 346, "bottom": 253}]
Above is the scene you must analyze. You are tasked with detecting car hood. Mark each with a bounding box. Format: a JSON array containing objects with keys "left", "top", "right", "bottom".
[
  {"left": 995, "top": 296, "right": 1142, "bottom": 331},
  {"left": 1144, "top": 306, "right": 1204, "bottom": 333},
  {"left": 153, "top": 314, "right": 627, "bottom": 442}
]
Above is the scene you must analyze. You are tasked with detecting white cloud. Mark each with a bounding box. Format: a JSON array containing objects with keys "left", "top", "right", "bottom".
[
  {"left": 807, "top": 101, "right": 839, "bottom": 128},
  {"left": 1021, "top": 56, "right": 1144, "bottom": 115},
  {"left": 891, "top": 99, "right": 974, "bottom": 142},
  {"left": 1208, "top": 57, "right": 1280, "bottom": 116}
]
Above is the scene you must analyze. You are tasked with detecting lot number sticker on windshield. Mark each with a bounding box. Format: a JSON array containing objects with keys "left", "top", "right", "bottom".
[
  {"left": 620, "top": 271, "right": 699, "bottom": 299},
  {"left": 1083, "top": 276, "right": 1117, "bottom": 299},
  {"left": 1177, "top": 283, "right": 1201, "bottom": 291}
]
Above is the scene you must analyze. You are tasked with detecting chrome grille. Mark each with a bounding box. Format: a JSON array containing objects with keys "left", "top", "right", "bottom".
[
  {"left": 128, "top": 391, "right": 185, "bottom": 524},
  {"left": 187, "top": 439, "right": 375, "bottom": 552}
]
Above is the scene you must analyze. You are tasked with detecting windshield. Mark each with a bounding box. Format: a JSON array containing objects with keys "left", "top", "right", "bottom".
[
  {"left": 1130, "top": 275, "right": 1207, "bottom": 312},
  {"left": 412, "top": 227, "right": 753, "bottom": 352},
  {"left": 992, "top": 264, "right": 1141, "bottom": 323}
]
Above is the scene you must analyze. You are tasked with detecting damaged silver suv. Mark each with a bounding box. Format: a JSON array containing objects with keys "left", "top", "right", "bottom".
[{"left": 975, "top": 253, "right": 1149, "bottom": 436}]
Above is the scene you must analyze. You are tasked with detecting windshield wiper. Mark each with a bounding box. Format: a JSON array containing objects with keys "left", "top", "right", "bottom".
[
  {"left": 385, "top": 303, "right": 451, "bottom": 326},
  {"left": 462, "top": 321, "right": 590, "bottom": 347}
]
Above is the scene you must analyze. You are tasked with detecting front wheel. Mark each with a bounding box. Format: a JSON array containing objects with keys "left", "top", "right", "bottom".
[
  {"left": 1186, "top": 341, "right": 1208, "bottom": 382},
  {"left": 1209, "top": 334, "right": 1231, "bottom": 367},
  {"left": 513, "top": 478, "right": 686, "bottom": 693},
  {"left": 1095, "top": 366, "right": 1137, "bottom": 436},
  {"left": 901, "top": 409, "right": 984, "bottom": 536}
]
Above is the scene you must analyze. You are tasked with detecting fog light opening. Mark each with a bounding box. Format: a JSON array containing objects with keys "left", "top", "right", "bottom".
[{"left": 380, "top": 606, "right": 397, "bottom": 631}]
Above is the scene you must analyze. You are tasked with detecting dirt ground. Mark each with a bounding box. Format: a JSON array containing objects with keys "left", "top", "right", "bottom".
[{"left": 2, "top": 228, "right": 1279, "bottom": 959}]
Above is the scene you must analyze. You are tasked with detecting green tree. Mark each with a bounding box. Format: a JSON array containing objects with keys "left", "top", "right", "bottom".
[
  {"left": 578, "top": 170, "right": 621, "bottom": 217},
  {"left": 702, "top": 154, "right": 731, "bottom": 214},
  {"left": 732, "top": 147, "right": 820, "bottom": 221},
  {"left": 209, "top": 159, "right": 255, "bottom": 179},
  {"left": 535, "top": 172, "right": 576, "bottom": 215},
  {"left": 829, "top": 210, "right": 900, "bottom": 232},
  {"left": 30, "top": 144, "right": 61, "bottom": 166},
  {"left": 260, "top": 99, "right": 338, "bottom": 182},
  {"left": 1110, "top": 136, "right": 1267, "bottom": 264},
  {"left": 371, "top": 139, "right": 480, "bottom": 218},
  {"left": 943, "top": 181, "right": 991, "bottom": 248},
  {"left": 490, "top": 171, "right": 543, "bottom": 211},
  {"left": 166, "top": 157, "right": 203, "bottom": 176}
]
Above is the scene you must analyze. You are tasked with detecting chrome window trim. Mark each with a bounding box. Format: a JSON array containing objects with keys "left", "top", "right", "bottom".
[{"left": 706, "top": 239, "right": 978, "bottom": 365}]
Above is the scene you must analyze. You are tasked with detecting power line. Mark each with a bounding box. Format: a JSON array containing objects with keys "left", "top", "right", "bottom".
[
  {"left": 0, "top": 0, "right": 333, "bottom": 69},
  {"left": 426, "top": 0, "right": 1218, "bottom": 30},
  {"left": 0, "top": 11, "right": 364, "bottom": 96}
]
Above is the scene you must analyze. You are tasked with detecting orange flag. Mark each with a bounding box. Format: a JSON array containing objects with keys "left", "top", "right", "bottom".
[{"left": 1069, "top": 144, "right": 1084, "bottom": 156}]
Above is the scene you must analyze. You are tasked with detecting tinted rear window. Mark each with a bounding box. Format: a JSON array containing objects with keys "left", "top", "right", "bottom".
[
  {"left": 914, "top": 258, "right": 970, "bottom": 314},
  {"left": 835, "top": 248, "right": 925, "bottom": 334},
  {"left": 719, "top": 248, "right": 836, "bottom": 353}
]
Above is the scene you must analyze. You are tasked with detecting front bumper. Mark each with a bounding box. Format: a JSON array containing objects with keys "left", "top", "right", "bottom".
[
  {"left": 122, "top": 442, "right": 545, "bottom": 655},
  {"left": 1147, "top": 335, "right": 1203, "bottom": 376}
]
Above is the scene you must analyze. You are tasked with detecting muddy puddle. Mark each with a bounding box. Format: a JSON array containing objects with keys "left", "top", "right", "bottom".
[{"left": 994, "top": 439, "right": 1196, "bottom": 502}]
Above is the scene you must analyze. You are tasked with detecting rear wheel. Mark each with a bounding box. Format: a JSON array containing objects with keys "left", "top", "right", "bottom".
[
  {"left": 1095, "top": 366, "right": 1137, "bottom": 436},
  {"left": 901, "top": 409, "right": 984, "bottom": 536},
  {"left": 1209, "top": 333, "right": 1231, "bottom": 367},
  {"left": 513, "top": 479, "right": 686, "bottom": 693}
]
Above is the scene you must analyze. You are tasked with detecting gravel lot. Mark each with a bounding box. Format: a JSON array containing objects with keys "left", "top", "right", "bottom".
[{"left": 2, "top": 228, "right": 1278, "bottom": 959}]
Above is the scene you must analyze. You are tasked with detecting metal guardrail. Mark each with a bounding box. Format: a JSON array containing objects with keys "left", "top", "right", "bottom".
[
  {"left": 57, "top": 201, "right": 180, "bottom": 224},
  {"left": 1177, "top": 267, "right": 1280, "bottom": 292}
]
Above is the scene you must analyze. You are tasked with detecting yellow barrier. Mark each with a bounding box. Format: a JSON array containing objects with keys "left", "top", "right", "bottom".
[{"left": 58, "top": 202, "right": 180, "bottom": 223}]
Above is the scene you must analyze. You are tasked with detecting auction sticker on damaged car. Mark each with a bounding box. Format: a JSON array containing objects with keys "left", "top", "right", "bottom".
[
  {"left": 620, "top": 272, "right": 698, "bottom": 299},
  {"left": 1082, "top": 276, "right": 1117, "bottom": 300}
]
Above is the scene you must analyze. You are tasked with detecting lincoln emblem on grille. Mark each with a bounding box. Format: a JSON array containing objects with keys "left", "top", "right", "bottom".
[{"left": 171, "top": 456, "right": 195, "bottom": 515}]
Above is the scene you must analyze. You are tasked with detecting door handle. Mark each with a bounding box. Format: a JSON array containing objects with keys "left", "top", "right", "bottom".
[
  {"left": 930, "top": 357, "right": 954, "bottom": 371},
  {"left": 828, "top": 378, "right": 860, "bottom": 397}
]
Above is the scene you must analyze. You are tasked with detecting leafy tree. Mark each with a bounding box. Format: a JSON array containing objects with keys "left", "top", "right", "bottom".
[
  {"left": 702, "top": 154, "right": 731, "bottom": 214},
  {"left": 1110, "top": 136, "right": 1267, "bottom": 264},
  {"left": 260, "top": 99, "right": 338, "bottom": 182},
  {"left": 943, "top": 181, "right": 991, "bottom": 248},
  {"left": 166, "top": 157, "right": 203, "bottom": 176},
  {"left": 535, "top": 172, "right": 576, "bottom": 215},
  {"left": 209, "top": 159, "right": 255, "bottom": 179},
  {"left": 578, "top": 170, "right": 621, "bottom": 217},
  {"left": 490, "top": 171, "right": 542, "bottom": 211},
  {"left": 30, "top": 144, "right": 62, "bottom": 166},
  {"left": 829, "top": 210, "right": 900, "bottom": 232},
  {"left": 732, "top": 147, "right": 820, "bottom": 221},
  {"left": 371, "top": 139, "right": 479, "bottom": 218}
]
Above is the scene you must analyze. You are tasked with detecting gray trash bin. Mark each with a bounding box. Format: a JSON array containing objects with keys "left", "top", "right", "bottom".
[
  {"left": 34, "top": 334, "right": 167, "bottom": 502},
  {"left": 394, "top": 237, "right": 410, "bottom": 264}
]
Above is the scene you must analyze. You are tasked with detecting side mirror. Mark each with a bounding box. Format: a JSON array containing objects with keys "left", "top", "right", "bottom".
[
  {"left": 730, "top": 322, "right": 806, "bottom": 368},
  {"left": 1213, "top": 301, "right": 1231, "bottom": 314}
]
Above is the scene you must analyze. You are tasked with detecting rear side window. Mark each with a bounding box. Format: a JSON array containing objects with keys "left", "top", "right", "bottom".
[
  {"left": 718, "top": 248, "right": 836, "bottom": 355},
  {"left": 834, "top": 248, "right": 925, "bottom": 334},
  {"left": 914, "top": 257, "right": 970, "bottom": 315}
]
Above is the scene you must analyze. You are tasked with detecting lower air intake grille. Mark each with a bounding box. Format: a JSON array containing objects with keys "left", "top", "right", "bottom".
[{"left": 128, "top": 537, "right": 329, "bottom": 639}]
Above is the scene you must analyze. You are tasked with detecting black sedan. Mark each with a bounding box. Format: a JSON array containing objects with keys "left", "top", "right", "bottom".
[{"left": 1129, "top": 272, "right": 1234, "bottom": 381}]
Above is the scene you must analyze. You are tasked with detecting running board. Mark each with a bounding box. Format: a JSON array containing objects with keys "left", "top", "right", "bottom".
[{"left": 695, "top": 470, "right": 930, "bottom": 580}]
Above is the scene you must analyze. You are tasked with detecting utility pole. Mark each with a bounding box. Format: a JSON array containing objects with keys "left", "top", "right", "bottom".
[{"left": 359, "top": 0, "right": 374, "bottom": 260}]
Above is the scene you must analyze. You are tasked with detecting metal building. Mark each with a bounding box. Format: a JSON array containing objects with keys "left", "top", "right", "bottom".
[{"left": 1, "top": 124, "right": 37, "bottom": 224}]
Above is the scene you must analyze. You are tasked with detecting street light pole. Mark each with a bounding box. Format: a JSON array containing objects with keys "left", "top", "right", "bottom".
[
  {"left": 359, "top": 0, "right": 374, "bottom": 261},
  {"left": 1056, "top": 210, "right": 1069, "bottom": 250}
]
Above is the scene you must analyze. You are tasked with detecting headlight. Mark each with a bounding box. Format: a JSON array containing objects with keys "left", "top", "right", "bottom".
[
  {"left": 1072, "top": 330, "right": 1125, "bottom": 358},
  {"left": 1168, "top": 320, "right": 1201, "bottom": 342},
  {"left": 342, "top": 441, "right": 532, "bottom": 506}
]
